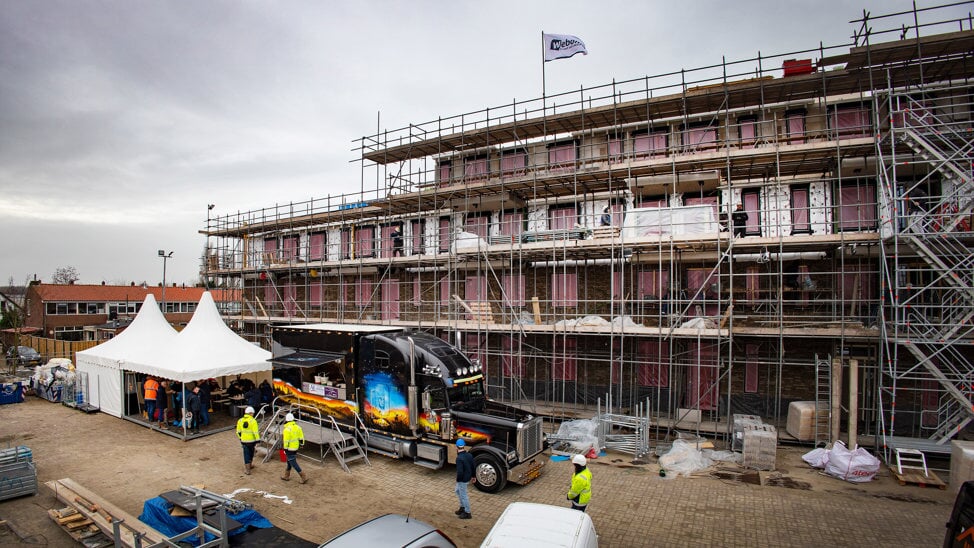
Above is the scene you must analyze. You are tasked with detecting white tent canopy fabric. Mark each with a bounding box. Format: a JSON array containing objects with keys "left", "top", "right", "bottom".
[
  {"left": 76, "top": 292, "right": 271, "bottom": 418},
  {"left": 76, "top": 294, "right": 178, "bottom": 417}
]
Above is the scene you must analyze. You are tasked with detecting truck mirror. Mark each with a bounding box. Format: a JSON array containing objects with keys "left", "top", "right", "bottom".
[{"left": 421, "top": 390, "right": 432, "bottom": 413}]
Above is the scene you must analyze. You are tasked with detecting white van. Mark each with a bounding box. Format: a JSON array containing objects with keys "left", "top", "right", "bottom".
[{"left": 480, "top": 502, "right": 598, "bottom": 548}]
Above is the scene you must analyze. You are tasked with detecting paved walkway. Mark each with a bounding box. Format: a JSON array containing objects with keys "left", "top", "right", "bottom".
[{"left": 0, "top": 398, "right": 958, "bottom": 547}]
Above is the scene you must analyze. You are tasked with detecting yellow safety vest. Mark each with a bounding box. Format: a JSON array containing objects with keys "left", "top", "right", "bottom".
[
  {"left": 568, "top": 467, "right": 592, "bottom": 506},
  {"left": 282, "top": 421, "right": 304, "bottom": 451},
  {"left": 236, "top": 414, "right": 260, "bottom": 443}
]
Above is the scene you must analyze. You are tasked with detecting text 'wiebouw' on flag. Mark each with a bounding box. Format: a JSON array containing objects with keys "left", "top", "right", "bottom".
[{"left": 543, "top": 33, "right": 588, "bottom": 62}]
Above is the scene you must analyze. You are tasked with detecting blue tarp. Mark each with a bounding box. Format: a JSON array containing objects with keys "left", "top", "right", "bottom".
[{"left": 138, "top": 496, "right": 273, "bottom": 546}]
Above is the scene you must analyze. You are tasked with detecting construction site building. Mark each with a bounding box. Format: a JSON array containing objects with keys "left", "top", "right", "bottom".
[{"left": 202, "top": 3, "right": 974, "bottom": 463}]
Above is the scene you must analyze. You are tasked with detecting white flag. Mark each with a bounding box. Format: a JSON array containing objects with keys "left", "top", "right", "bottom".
[{"left": 543, "top": 33, "right": 588, "bottom": 62}]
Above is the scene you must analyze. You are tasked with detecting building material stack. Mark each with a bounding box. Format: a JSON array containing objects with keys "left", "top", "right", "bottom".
[
  {"left": 731, "top": 414, "right": 763, "bottom": 451},
  {"left": 742, "top": 424, "right": 778, "bottom": 471}
]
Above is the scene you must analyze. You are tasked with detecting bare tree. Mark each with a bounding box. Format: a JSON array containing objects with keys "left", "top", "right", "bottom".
[{"left": 52, "top": 266, "right": 81, "bottom": 285}]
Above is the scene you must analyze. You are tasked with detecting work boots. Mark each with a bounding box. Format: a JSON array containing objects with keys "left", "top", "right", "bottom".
[
  {"left": 244, "top": 463, "right": 252, "bottom": 475},
  {"left": 455, "top": 507, "right": 465, "bottom": 515},
  {"left": 298, "top": 471, "right": 308, "bottom": 484},
  {"left": 281, "top": 469, "right": 291, "bottom": 481}
]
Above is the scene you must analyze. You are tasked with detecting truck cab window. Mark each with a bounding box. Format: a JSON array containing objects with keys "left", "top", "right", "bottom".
[
  {"left": 448, "top": 383, "right": 485, "bottom": 412},
  {"left": 425, "top": 387, "right": 447, "bottom": 410}
]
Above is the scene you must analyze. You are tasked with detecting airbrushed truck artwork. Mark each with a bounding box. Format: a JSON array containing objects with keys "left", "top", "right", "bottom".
[{"left": 270, "top": 323, "right": 546, "bottom": 493}]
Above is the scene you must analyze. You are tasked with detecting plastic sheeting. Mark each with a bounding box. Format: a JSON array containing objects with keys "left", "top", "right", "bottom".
[
  {"left": 554, "top": 315, "right": 611, "bottom": 328},
  {"left": 658, "top": 439, "right": 714, "bottom": 478},
  {"left": 622, "top": 205, "right": 719, "bottom": 238},
  {"left": 138, "top": 496, "right": 272, "bottom": 546},
  {"left": 553, "top": 315, "right": 640, "bottom": 328},
  {"left": 680, "top": 317, "right": 718, "bottom": 329},
  {"left": 553, "top": 418, "right": 600, "bottom": 453},
  {"left": 451, "top": 231, "right": 488, "bottom": 252}
]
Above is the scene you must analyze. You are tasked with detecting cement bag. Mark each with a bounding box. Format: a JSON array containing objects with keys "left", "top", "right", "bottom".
[
  {"left": 802, "top": 447, "right": 830, "bottom": 469},
  {"left": 824, "top": 441, "right": 879, "bottom": 482}
]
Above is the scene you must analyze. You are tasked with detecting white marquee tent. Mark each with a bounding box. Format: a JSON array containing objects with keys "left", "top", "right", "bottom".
[
  {"left": 76, "top": 294, "right": 177, "bottom": 417},
  {"left": 76, "top": 292, "right": 272, "bottom": 418}
]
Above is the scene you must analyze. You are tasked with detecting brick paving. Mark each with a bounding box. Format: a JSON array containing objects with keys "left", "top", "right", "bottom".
[{"left": 0, "top": 398, "right": 958, "bottom": 547}]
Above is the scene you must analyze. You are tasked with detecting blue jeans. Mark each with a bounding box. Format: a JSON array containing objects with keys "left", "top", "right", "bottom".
[
  {"left": 285, "top": 449, "right": 302, "bottom": 473},
  {"left": 198, "top": 406, "right": 210, "bottom": 426},
  {"left": 145, "top": 401, "right": 156, "bottom": 422},
  {"left": 241, "top": 442, "right": 256, "bottom": 464},
  {"left": 455, "top": 482, "right": 470, "bottom": 512}
]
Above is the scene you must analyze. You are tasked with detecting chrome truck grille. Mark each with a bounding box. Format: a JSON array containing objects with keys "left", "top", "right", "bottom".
[{"left": 516, "top": 415, "right": 544, "bottom": 458}]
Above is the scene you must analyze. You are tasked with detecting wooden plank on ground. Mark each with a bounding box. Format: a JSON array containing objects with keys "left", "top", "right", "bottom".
[{"left": 46, "top": 478, "right": 167, "bottom": 547}]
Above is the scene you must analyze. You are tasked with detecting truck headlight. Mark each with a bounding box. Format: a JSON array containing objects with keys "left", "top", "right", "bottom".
[{"left": 507, "top": 450, "right": 517, "bottom": 461}]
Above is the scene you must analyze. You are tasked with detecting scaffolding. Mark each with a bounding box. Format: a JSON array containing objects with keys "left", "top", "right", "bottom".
[{"left": 201, "top": 3, "right": 974, "bottom": 456}]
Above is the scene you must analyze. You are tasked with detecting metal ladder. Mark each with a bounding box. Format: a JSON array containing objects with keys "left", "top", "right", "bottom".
[
  {"left": 895, "top": 448, "right": 929, "bottom": 478},
  {"left": 814, "top": 354, "right": 832, "bottom": 447}
]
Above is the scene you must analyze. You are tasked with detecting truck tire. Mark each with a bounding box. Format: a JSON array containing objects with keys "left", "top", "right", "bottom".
[{"left": 473, "top": 453, "right": 508, "bottom": 493}]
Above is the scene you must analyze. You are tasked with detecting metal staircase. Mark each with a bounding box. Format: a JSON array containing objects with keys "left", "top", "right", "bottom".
[
  {"left": 320, "top": 414, "right": 371, "bottom": 473},
  {"left": 257, "top": 406, "right": 288, "bottom": 463},
  {"left": 880, "top": 86, "right": 974, "bottom": 448},
  {"left": 257, "top": 403, "right": 370, "bottom": 473}
]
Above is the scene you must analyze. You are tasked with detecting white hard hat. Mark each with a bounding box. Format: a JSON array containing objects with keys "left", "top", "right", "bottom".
[
  {"left": 572, "top": 454, "right": 587, "bottom": 466},
  {"left": 244, "top": 406, "right": 255, "bottom": 415},
  {"left": 285, "top": 413, "right": 295, "bottom": 422}
]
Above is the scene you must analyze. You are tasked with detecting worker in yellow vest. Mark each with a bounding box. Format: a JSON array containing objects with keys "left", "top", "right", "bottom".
[
  {"left": 236, "top": 406, "right": 260, "bottom": 475},
  {"left": 567, "top": 454, "right": 592, "bottom": 512},
  {"left": 281, "top": 413, "right": 307, "bottom": 484}
]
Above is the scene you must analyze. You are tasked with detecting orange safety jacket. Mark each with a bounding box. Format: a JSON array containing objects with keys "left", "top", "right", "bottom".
[{"left": 144, "top": 378, "right": 159, "bottom": 400}]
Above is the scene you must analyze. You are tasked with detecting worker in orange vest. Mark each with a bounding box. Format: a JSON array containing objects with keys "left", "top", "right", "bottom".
[{"left": 143, "top": 376, "right": 159, "bottom": 424}]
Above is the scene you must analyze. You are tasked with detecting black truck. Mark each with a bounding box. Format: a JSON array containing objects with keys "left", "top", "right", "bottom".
[{"left": 269, "top": 323, "right": 547, "bottom": 493}]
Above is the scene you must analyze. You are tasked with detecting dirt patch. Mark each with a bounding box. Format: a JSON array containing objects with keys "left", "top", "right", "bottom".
[
  {"left": 869, "top": 493, "right": 942, "bottom": 504},
  {"left": 765, "top": 474, "right": 813, "bottom": 490}
]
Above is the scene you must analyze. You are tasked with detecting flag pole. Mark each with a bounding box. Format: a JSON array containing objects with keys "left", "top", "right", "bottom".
[{"left": 541, "top": 31, "right": 546, "bottom": 109}]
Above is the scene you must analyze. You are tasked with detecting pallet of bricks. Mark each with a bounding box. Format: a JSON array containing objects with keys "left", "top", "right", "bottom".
[
  {"left": 0, "top": 446, "right": 37, "bottom": 501},
  {"left": 741, "top": 421, "right": 778, "bottom": 471}
]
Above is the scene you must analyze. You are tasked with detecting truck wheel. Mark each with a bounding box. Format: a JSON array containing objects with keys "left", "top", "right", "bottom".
[{"left": 473, "top": 454, "right": 508, "bottom": 493}]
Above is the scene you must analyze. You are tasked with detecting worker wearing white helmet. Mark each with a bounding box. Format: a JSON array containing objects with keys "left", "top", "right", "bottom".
[
  {"left": 567, "top": 453, "right": 592, "bottom": 512},
  {"left": 236, "top": 406, "right": 260, "bottom": 475},
  {"left": 281, "top": 412, "right": 307, "bottom": 484}
]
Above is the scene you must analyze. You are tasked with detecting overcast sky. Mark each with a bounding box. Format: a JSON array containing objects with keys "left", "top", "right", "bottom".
[{"left": 1, "top": 0, "right": 967, "bottom": 287}]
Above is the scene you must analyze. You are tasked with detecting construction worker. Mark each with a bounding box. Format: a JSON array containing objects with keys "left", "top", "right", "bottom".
[
  {"left": 236, "top": 406, "right": 260, "bottom": 475},
  {"left": 454, "top": 439, "right": 475, "bottom": 519},
  {"left": 143, "top": 376, "right": 159, "bottom": 424},
  {"left": 567, "top": 454, "right": 592, "bottom": 512},
  {"left": 732, "top": 203, "right": 749, "bottom": 238},
  {"left": 281, "top": 413, "right": 307, "bottom": 484}
]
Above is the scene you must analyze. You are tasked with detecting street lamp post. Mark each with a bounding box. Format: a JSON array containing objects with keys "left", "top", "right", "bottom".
[{"left": 158, "top": 250, "right": 173, "bottom": 310}]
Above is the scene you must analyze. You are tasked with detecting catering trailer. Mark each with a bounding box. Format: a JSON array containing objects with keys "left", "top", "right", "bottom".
[{"left": 269, "top": 323, "right": 547, "bottom": 493}]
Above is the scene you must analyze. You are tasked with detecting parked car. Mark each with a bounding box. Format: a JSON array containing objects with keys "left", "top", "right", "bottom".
[
  {"left": 480, "top": 502, "right": 598, "bottom": 548},
  {"left": 319, "top": 514, "right": 456, "bottom": 548},
  {"left": 944, "top": 480, "right": 974, "bottom": 547},
  {"left": 6, "top": 346, "right": 42, "bottom": 367}
]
